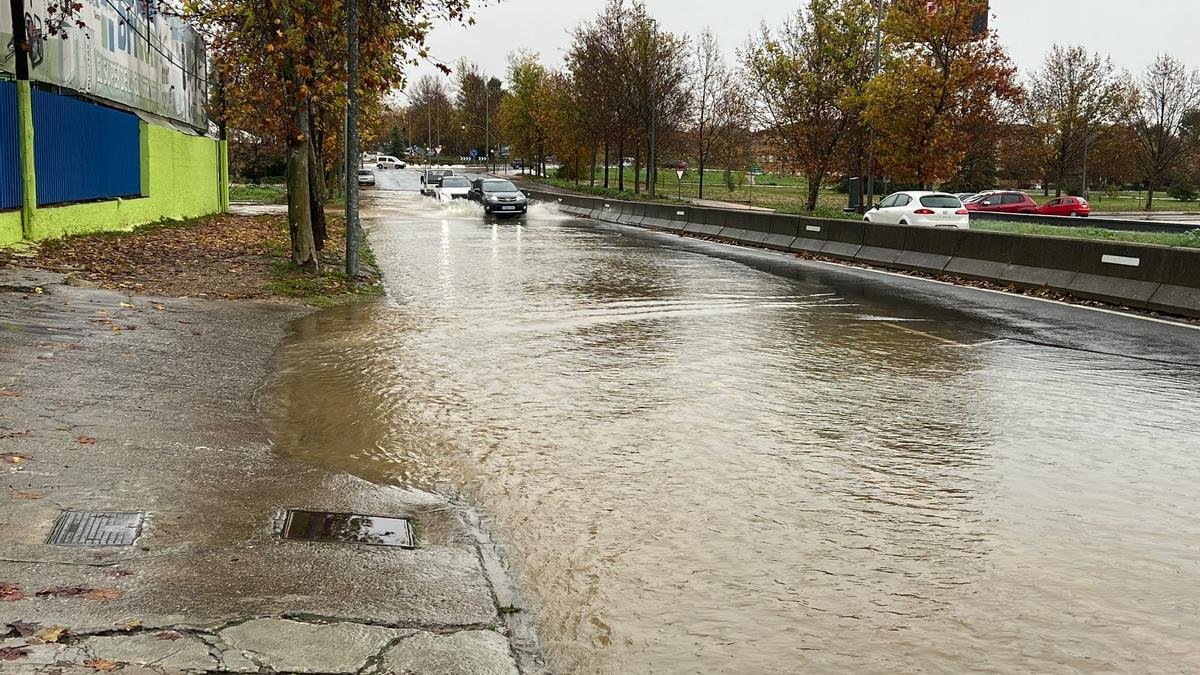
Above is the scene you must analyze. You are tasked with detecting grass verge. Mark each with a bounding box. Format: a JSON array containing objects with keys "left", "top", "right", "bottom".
[
  {"left": 230, "top": 183, "right": 288, "bottom": 204},
  {"left": 972, "top": 220, "right": 1200, "bottom": 248}
]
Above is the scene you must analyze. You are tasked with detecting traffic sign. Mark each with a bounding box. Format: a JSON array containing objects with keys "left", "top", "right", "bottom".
[
  {"left": 676, "top": 169, "right": 685, "bottom": 181},
  {"left": 470, "top": 148, "right": 478, "bottom": 158}
]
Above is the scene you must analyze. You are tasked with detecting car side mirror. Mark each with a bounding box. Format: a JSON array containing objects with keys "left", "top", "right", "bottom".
[
  {"left": 419, "top": 176, "right": 425, "bottom": 183},
  {"left": 981, "top": 200, "right": 992, "bottom": 206},
  {"left": 872, "top": 203, "right": 880, "bottom": 210}
]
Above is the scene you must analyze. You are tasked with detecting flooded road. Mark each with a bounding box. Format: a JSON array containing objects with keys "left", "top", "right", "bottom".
[{"left": 266, "top": 171, "right": 1200, "bottom": 674}]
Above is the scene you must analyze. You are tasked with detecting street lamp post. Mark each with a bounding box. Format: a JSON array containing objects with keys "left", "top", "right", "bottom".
[
  {"left": 648, "top": 17, "right": 658, "bottom": 199},
  {"left": 864, "top": 0, "right": 883, "bottom": 213}
]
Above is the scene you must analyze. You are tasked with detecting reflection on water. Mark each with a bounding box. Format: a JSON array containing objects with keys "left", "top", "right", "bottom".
[{"left": 264, "top": 187, "right": 1200, "bottom": 673}]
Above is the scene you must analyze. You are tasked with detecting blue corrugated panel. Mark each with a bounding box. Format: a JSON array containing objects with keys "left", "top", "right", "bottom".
[
  {"left": 0, "top": 81, "right": 21, "bottom": 211},
  {"left": 32, "top": 88, "right": 141, "bottom": 206}
]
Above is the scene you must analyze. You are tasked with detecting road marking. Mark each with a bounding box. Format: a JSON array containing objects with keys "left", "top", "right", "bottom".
[
  {"left": 880, "top": 322, "right": 965, "bottom": 345},
  {"left": 1101, "top": 254, "right": 1141, "bottom": 267}
]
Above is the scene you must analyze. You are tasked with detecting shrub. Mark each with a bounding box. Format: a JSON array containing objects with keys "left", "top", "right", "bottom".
[{"left": 1167, "top": 179, "right": 1198, "bottom": 203}]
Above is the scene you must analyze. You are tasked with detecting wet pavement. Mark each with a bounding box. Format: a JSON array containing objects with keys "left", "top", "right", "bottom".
[
  {"left": 264, "top": 168, "right": 1200, "bottom": 673},
  {"left": 0, "top": 266, "right": 531, "bottom": 673}
]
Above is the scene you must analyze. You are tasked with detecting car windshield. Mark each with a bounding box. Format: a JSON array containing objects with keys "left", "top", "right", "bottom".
[
  {"left": 963, "top": 193, "right": 990, "bottom": 203},
  {"left": 482, "top": 180, "right": 518, "bottom": 192},
  {"left": 357, "top": 170, "right": 372, "bottom": 176},
  {"left": 441, "top": 177, "right": 470, "bottom": 187},
  {"left": 920, "top": 195, "right": 962, "bottom": 208}
]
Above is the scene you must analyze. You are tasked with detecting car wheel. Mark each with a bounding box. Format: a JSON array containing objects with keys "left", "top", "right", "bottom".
[
  {"left": 899, "top": 219, "right": 908, "bottom": 226},
  {"left": 1069, "top": 211, "right": 1078, "bottom": 217},
  {"left": 863, "top": 215, "right": 871, "bottom": 222}
]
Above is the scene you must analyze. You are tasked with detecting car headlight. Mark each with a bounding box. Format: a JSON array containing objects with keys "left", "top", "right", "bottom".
[{"left": 487, "top": 195, "right": 500, "bottom": 203}]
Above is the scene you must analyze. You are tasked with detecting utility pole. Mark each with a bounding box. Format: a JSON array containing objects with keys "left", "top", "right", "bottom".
[
  {"left": 864, "top": 0, "right": 883, "bottom": 212},
  {"left": 485, "top": 84, "right": 491, "bottom": 173},
  {"left": 9, "top": 0, "right": 37, "bottom": 237},
  {"left": 648, "top": 18, "right": 658, "bottom": 198},
  {"left": 1081, "top": 121, "right": 1090, "bottom": 200},
  {"left": 344, "top": 0, "right": 360, "bottom": 277}
]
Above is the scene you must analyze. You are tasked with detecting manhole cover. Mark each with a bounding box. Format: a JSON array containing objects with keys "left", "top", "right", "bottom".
[
  {"left": 281, "top": 510, "right": 415, "bottom": 548},
  {"left": 47, "top": 511, "right": 144, "bottom": 546}
]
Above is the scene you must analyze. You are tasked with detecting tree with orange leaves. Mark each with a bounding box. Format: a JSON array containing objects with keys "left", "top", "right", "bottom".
[
  {"left": 180, "top": 0, "right": 473, "bottom": 271},
  {"left": 863, "top": 0, "right": 1021, "bottom": 187}
]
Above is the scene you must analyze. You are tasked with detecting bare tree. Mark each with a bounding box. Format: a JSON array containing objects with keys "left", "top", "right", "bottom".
[
  {"left": 691, "top": 29, "right": 744, "bottom": 199},
  {"left": 1132, "top": 54, "right": 1200, "bottom": 210},
  {"left": 742, "top": 0, "right": 876, "bottom": 211},
  {"left": 1027, "top": 45, "right": 1132, "bottom": 197}
]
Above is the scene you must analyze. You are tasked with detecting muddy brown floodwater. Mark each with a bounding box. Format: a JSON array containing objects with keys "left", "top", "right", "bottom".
[{"left": 264, "top": 177, "right": 1200, "bottom": 674}]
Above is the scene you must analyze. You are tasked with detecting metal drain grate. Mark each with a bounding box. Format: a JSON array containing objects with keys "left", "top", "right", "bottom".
[
  {"left": 47, "top": 511, "right": 144, "bottom": 546},
  {"left": 281, "top": 510, "right": 415, "bottom": 548}
]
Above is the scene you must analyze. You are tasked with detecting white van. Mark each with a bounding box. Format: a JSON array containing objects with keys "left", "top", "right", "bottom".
[{"left": 375, "top": 155, "right": 406, "bottom": 170}]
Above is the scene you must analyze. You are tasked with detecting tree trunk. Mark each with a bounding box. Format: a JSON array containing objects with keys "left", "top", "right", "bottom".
[
  {"left": 590, "top": 145, "right": 597, "bottom": 187},
  {"left": 308, "top": 134, "right": 327, "bottom": 251},
  {"left": 603, "top": 140, "right": 610, "bottom": 189},
  {"left": 1055, "top": 165, "right": 1064, "bottom": 198},
  {"left": 634, "top": 149, "right": 641, "bottom": 195},
  {"left": 287, "top": 130, "right": 319, "bottom": 272},
  {"left": 1146, "top": 179, "right": 1155, "bottom": 211},
  {"left": 619, "top": 138, "right": 628, "bottom": 191},
  {"left": 805, "top": 173, "right": 822, "bottom": 212}
]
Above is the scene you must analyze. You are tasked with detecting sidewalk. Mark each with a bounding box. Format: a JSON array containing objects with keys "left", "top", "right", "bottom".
[{"left": 0, "top": 268, "right": 540, "bottom": 673}]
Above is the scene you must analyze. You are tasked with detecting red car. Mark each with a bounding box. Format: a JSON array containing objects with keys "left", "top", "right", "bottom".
[
  {"left": 963, "top": 191, "right": 1038, "bottom": 214},
  {"left": 1036, "top": 196, "right": 1090, "bottom": 217}
]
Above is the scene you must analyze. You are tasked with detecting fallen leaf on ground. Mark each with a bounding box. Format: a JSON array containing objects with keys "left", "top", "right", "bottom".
[
  {"left": 156, "top": 631, "right": 181, "bottom": 641},
  {"left": 34, "top": 626, "right": 68, "bottom": 643},
  {"left": 152, "top": 303, "right": 165, "bottom": 311},
  {"left": 121, "top": 619, "right": 141, "bottom": 631},
  {"left": 0, "top": 646, "right": 29, "bottom": 661},
  {"left": 36, "top": 587, "right": 89, "bottom": 598},
  {"left": 83, "top": 588, "right": 121, "bottom": 601},
  {"left": 84, "top": 658, "right": 119, "bottom": 671},
  {"left": 4, "top": 620, "right": 38, "bottom": 637},
  {"left": 0, "top": 431, "right": 32, "bottom": 440},
  {"left": 0, "top": 390, "right": 20, "bottom": 398},
  {"left": 11, "top": 491, "right": 42, "bottom": 500},
  {"left": 106, "top": 570, "right": 134, "bottom": 578},
  {"left": 0, "top": 584, "right": 25, "bottom": 601},
  {"left": 1, "top": 452, "right": 31, "bottom": 463},
  {"left": 119, "top": 302, "right": 136, "bottom": 309},
  {"left": 33, "top": 287, "right": 43, "bottom": 294},
  {"left": 77, "top": 437, "right": 96, "bottom": 445}
]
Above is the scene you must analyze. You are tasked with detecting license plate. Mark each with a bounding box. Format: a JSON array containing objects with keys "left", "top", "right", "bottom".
[{"left": 501, "top": 206, "right": 515, "bottom": 210}]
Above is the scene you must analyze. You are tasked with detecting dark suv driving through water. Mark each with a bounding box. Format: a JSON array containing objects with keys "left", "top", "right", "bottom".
[{"left": 468, "top": 179, "right": 528, "bottom": 216}]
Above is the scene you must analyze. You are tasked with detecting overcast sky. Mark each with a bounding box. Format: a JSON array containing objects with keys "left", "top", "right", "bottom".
[{"left": 409, "top": 0, "right": 1200, "bottom": 88}]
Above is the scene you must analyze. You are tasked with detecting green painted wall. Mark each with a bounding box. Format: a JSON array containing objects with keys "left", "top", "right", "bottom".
[
  {"left": 0, "top": 210, "right": 20, "bottom": 246},
  {"left": 25, "top": 122, "right": 226, "bottom": 241}
]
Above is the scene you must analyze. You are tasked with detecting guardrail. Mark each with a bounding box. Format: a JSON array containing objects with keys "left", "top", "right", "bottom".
[
  {"left": 524, "top": 188, "right": 1200, "bottom": 319},
  {"left": 968, "top": 210, "right": 1199, "bottom": 234}
]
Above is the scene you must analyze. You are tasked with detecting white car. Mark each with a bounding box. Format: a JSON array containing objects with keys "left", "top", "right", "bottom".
[
  {"left": 375, "top": 155, "right": 406, "bottom": 169},
  {"left": 864, "top": 191, "right": 969, "bottom": 228},
  {"left": 435, "top": 175, "right": 472, "bottom": 202}
]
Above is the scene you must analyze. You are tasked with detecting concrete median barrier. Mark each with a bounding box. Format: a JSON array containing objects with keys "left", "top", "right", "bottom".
[
  {"left": 943, "top": 230, "right": 1017, "bottom": 280},
  {"left": 717, "top": 210, "right": 766, "bottom": 244},
  {"left": 789, "top": 218, "right": 830, "bottom": 254},
  {"left": 855, "top": 223, "right": 908, "bottom": 266},
  {"left": 761, "top": 214, "right": 800, "bottom": 251},
  {"left": 616, "top": 202, "right": 647, "bottom": 226},
  {"left": 817, "top": 220, "right": 865, "bottom": 260},
  {"left": 685, "top": 207, "right": 725, "bottom": 236},
  {"left": 998, "top": 235, "right": 1083, "bottom": 292},
  {"left": 1066, "top": 241, "right": 1170, "bottom": 308},
  {"left": 1149, "top": 248, "right": 1200, "bottom": 317},
  {"left": 523, "top": 188, "right": 1200, "bottom": 319},
  {"left": 895, "top": 228, "right": 966, "bottom": 274}
]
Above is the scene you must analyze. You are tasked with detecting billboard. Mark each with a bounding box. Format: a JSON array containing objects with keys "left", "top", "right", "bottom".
[{"left": 1, "top": 0, "right": 207, "bottom": 130}]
